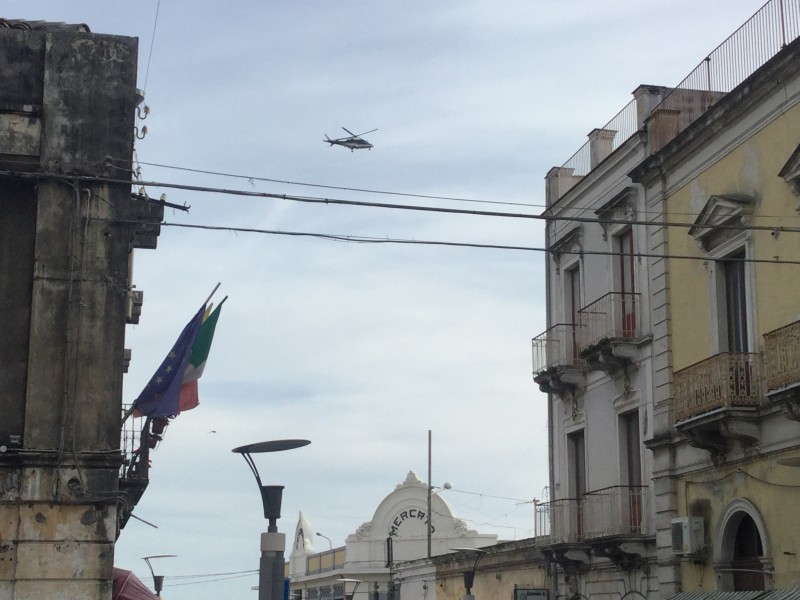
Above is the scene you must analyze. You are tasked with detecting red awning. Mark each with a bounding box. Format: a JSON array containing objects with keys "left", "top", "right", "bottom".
[{"left": 113, "top": 568, "right": 158, "bottom": 600}]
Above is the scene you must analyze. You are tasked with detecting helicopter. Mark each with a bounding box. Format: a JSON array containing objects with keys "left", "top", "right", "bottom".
[{"left": 323, "top": 127, "right": 377, "bottom": 151}]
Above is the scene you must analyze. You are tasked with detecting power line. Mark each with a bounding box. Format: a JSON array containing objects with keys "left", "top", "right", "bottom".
[
  {"left": 107, "top": 158, "right": 800, "bottom": 221},
  {"left": 108, "top": 158, "right": 800, "bottom": 221},
  {"left": 142, "top": 0, "right": 162, "bottom": 93},
  {"left": 113, "top": 158, "right": 540, "bottom": 210},
  {"left": 165, "top": 569, "right": 259, "bottom": 580},
  {"left": 8, "top": 170, "right": 800, "bottom": 235},
  {"left": 92, "top": 219, "right": 800, "bottom": 265},
  {"left": 164, "top": 572, "right": 257, "bottom": 587}
]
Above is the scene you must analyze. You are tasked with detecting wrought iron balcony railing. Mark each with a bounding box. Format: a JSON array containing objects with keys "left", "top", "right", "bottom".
[
  {"left": 535, "top": 485, "right": 650, "bottom": 546},
  {"left": 532, "top": 323, "right": 583, "bottom": 374},
  {"left": 583, "top": 485, "right": 648, "bottom": 539},
  {"left": 673, "top": 352, "right": 762, "bottom": 422},
  {"left": 577, "top": 292, "right": 640, "bottom": 350},
  {"left": 763, "top": 320, "right": 800, "bottom": 392},
  {"left": 534, "top": 497, "right": 584, "bottom": 544}
]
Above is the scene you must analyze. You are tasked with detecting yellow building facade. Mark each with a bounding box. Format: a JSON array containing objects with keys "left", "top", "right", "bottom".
[{"left": 631, "top": 35, "right": 800, "bottom": 594}]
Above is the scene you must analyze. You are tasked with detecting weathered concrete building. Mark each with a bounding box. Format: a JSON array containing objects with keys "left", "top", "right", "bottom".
[{"left": 0, "top": 19, "right": 161, "bottom": 599}]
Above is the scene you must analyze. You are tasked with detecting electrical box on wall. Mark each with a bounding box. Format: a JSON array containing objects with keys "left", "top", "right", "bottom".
[{"left": 671, "top": 516, "right": 705, "bottom": 555}]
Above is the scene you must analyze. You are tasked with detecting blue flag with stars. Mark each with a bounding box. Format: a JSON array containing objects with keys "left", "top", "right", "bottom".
[{"left": 132, "top": 305, "right": 206, "bottom": 418}]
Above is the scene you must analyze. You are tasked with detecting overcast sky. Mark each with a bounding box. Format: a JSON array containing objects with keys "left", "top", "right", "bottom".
[{"left": 6, "top": 1, "right": 767, "bottom": 598}]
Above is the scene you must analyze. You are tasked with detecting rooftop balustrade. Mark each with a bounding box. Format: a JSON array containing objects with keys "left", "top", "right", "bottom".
[{"left": 554, "top": 0, "right": 800, "bottom": 184}]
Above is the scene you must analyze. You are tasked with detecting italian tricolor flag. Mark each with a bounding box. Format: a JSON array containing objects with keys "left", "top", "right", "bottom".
[{"left": 178, "top": 298, "right": 225, "bottom": 412}]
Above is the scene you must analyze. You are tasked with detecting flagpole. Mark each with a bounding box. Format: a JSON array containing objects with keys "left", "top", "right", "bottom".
[{"left": 203, "top": 282, "right": 221, "bottom": 307}]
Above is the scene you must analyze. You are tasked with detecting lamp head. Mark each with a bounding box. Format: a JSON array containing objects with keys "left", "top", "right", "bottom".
[{"left": 231, "top": 439, "right": 310, "bottom": 526}]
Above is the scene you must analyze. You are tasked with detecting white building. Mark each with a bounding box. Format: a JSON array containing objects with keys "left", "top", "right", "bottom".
[
  {"left": 288, "top": 471, "right": 496, "bottom": 600},
  {"left": 533, "top": 84, "right": 667, "bottom": 600}
]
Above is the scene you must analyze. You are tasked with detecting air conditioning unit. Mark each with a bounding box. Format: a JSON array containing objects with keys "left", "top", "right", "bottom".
[{"left": 671, "top": 516, "right": 704, "bottom": 555}]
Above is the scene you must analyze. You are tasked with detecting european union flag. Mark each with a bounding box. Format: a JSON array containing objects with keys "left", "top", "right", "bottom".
[{"left": 131, "top": 305, "right": 206, "bottom": 418}]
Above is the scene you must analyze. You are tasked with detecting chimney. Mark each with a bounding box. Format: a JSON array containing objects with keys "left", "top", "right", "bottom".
[
  {"left": 588, "top": 128, "right": 616, "bottom": 169},
  {"left": 545, "top": 166, "right": 581, "bottom": 206}
]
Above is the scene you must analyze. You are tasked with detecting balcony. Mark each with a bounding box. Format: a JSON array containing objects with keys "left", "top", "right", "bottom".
[
  {"left": 535, "top": 487, "right": 649, "bottom": 544},
  {"left": 764, "top": 320, "right": 800, "bottom": 392},
  {"left": 583, "top": 486, "right": 647, "bottom": 538},
  {"left": 577, "top": 292, "right": 644, "bottom": 373},
  {"left": 534, "top": 497, "right": 584, "bottom": 545},
  {"left": 532, "top": 323, "right": 582, "bottom": 372},
  {"left": 535, "top": 487, "right": 651, "bottom": 569},
  {"left": 579, "top": 292, "right": 640, "bottom": 346},
  {"left": 673, "top": 352, "right": 762, "bottom": 457},
  {"left": 674, "top": 352, "right": 761, "bottom": 421},
  {"left": 763, "top": 319, "right": 800, "bottom": 419},
  {"left": 532, "top": 324, "right": 586, "bottom": 397}
]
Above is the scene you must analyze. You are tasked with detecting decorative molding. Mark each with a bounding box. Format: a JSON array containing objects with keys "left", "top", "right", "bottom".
[
  {"left": 778, "top": 143, "right": 800, "bottom": 210},
  {"left": 688, "top": 194, "right": 755, "bottom": 252},
  {"left": 594, "top": 187, "right": 637, "bottom": 241},
  {"left": 550, "top": 226, "right": 583, "bottom": 272}
]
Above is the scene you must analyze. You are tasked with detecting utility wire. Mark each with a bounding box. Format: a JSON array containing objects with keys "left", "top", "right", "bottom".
[
  {"left": 108, "top": 158, "right": 799, "bottom": 220},
  {"left": 164, "top": 572, "right": 257, "bottom": 587},
  {"left": 121, "top": 159, "right": 539, "bottom": 210},
  {"left": 8, "top": 170, "right": 800, "bottom": 235},
  {"left": 142, "top": 0, "right": 161, "bottom": 93},
  {"left": 91, "top": 219, "right": 800, "bottom": 265},
  {"left": 165, "top": 569, "right": 258, "bottom": 580}
]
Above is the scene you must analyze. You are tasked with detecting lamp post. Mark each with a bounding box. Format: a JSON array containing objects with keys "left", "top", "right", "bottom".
[
  {"left": 316, "top": 532, "right": 333, "bottom": 551},
  {"left": 338, "top": 578, "right": 362, "bottom": 600},
  {"left": 233, "top": 439, "right": 311, "bottom": 600},
  {"left": 142, "top": 554, "right": 176, "bottom": 598},
  {"left": 453, "top": 548, "right": 488, "bottom": 600}
]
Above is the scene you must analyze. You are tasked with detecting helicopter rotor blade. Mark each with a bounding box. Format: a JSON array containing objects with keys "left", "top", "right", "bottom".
[
  {"left": 342, "top": 127, "right": 356, "bottom": 137},
  {"left": 355, "top": 128, "right": 378, "bottom": 137}
]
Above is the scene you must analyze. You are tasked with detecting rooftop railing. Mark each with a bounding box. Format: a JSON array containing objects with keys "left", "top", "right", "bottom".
[
  {"left": 763, "top": 320, "right": 800, "bottom": 391},
  {"left": 561, "top": 99, "right": 638, "bottom": 177},
  {"left": 673, "top": 352, "right": 762, "bottom": 422},
  {"left": 558, "top": 0, "right": 800, "bottom": 171},
  {"left": 648, "top": 0, "right": 800, "bottom": 151}
]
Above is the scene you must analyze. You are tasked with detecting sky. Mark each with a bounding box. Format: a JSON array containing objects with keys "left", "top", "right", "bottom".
[{"left": 5, "top": 1, "right": 769, "bottom": 598}]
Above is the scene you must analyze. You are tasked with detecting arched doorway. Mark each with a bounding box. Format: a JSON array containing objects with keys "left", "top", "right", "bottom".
[
  {"left": 731, "top": 513, "right": 764, "bottom": 590},
  {"left": 716, "top": 499, "right": 769, "bottom": 591}
]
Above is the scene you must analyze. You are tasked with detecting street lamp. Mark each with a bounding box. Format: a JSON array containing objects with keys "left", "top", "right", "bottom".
[
  {"left": 338, "top": 578, "right": 362, "bottom": 600},
  {"left": 452, "top": 547, "right": 488, "bottom": 599},
  {"left": 233, "top": 439, "right": 311, "bottom": 600},
  {"left": 142, "top": 554, "right": 176, "bottom": 598},
  {"left": 316, "top": 532, "right": 333, "bottom": 551}
]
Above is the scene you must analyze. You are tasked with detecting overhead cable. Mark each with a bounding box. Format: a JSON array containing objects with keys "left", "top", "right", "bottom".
[
  {"left": 91, "top": 219, "right": 800, "bottom": 265},
  {"left": 10, "top": 170, "right": 800, "bottom": 235}
]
